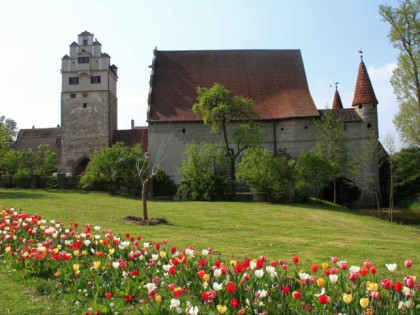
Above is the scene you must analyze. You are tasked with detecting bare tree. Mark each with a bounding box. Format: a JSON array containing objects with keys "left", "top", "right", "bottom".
[
  {"left": 382, "top": 132, "right": 397, "bottom": 222},
  {"left": 136, "top": 128, "right": 172, "bottom": 221}
]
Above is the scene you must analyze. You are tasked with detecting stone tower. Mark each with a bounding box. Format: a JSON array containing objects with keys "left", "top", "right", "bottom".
[
  {"left": 60, "top": 31, "right": 118, "bottom": 175},
  {"left": 351, "top": 56, "right": 381, "bottom": 204}
]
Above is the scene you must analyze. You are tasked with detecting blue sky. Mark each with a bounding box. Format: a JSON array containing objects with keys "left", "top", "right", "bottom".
[{"left": 0, "top": 0, "right": 401, "bottom": 145}]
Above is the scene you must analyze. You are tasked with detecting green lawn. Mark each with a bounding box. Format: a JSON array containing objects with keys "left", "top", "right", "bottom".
[{"left": 0, "top": 188, "right": 419, "bottom": 313}]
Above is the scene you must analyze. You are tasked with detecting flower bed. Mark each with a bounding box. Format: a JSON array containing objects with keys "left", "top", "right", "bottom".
[{"left": 0, "top": 208, "right": 419, "bottom": 314}]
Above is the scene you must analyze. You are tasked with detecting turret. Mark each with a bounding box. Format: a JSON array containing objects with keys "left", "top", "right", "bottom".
[
  {"left": 352, "top": 55, "right": 379, "bottom": 136},
  {"left": 332, "top": 86, "right": 343, "bottom": 109}
]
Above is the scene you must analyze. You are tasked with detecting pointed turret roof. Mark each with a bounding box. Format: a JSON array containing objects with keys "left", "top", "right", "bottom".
[
  {"left": 332, "top": 87, "right": 343, "bottom": 109},
  {"left": 352, "top": 57, "right": 378, "bottom": 106}
]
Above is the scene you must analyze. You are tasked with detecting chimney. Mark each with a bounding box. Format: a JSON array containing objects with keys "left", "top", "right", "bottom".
[{"left": 131, "top": 119, "right": 135, "bottom": 130}]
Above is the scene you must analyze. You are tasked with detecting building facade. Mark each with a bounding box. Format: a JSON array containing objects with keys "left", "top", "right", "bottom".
[{"left": 60, "top": 31, "right": 119, "bottom": 175}]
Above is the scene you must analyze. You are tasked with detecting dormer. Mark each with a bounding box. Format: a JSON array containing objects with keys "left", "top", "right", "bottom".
[{"left": 78, "top": 31, "right": 94, "bottom": 46}]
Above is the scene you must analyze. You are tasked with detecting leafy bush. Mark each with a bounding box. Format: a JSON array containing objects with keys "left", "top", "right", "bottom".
[
  {"left": 393, "top": 147, "right": 420, "bottom": 201},
  {"left": 177, "top": 142, "right": 232, "bottom": 200},
  {"left": 237, "top": 147, "right": 294, "bottom": 202}
]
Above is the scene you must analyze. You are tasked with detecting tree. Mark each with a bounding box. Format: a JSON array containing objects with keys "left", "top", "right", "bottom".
[
  {"left": 349, "top": 135, "right": 384, "bottom": 214},
  {"left": 193, "top": 83, "right": 262, "bottom": 181},
  {"left": 177, "top": 142, "right": 231, "bottom": 201},
  {"left": 379, "top": 0, "right": 420, "bottom": 147},
  {"left": 237, "top": 147, "right": 294, "bottom": 202},
  {"left": 136, "top": 131, "right": 172, "bottom": 221},
  {"left": 382, "top": 133, "right": 397, "bottom": 221},
  {"left": 393, "top": 146, "right": 420, "bottom": 200},
  {"left": 314, "top": 109, "right": 347, "bottom": 203},
  {"left": 0, "top": 116, "right": 17, "bottom": 152},
  {"left": 80, "top": 142, "right": 142, "bottom": 195},
  {"left": 295, "top": 151, "right": 337, "bottom": 201}
]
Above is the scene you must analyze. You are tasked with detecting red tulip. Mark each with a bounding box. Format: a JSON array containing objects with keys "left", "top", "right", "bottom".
[
  {"left": 292, "top": 256, "right": 299, "bottom": 264},
  {"left": 105, "top": 292, "right": 112, "bottom": 299},
  {"left": 230, "top": 299, "right": 239, "bottom": 308},
  {"left": 201, "top": 292, "right": 209, "bottom": 300},
  {"left": 292, "top": 291, "right": 302, "bottom": 299},
  {"left": 394, "top": 282, "right": 402, "bottom": 292},
  {"left": 318, "top": 295, "right": 328, "bottom": 305},
  {"left": 311, "top": 264, "right": 319, "bottom": 272},
  {"left": 371, "top": 291, "right": 380, "bottom": 300},
  {"left": 381, "top": 279, "right": 392, "bottom": 290},
  {"left": 404, "top": 276, "right": 415, "bottom": 288},
  {"left": 226, "top": 282, "right": 235, "bottom": 294},
  {"left": 370, "top": 266, "right": 377, "bottom": 274},
  {"left": 282, "top": 286, "right": 290, "bottom": 294},
  {"left": 404, "top": 260, "right": 413, "bottom": 268},
  {"left": 169, "top": 266, "right": 176, "bottom": 275}
]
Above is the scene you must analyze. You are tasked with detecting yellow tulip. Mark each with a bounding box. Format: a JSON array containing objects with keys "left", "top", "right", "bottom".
[
  {"left": 322, "top": 262, "right": 329, "bottom": 270},
  {"left": 343, "top": 293, "right": 353, "bottom": 304},
  {"left": 360, "top": 297, "right": 369, "bottom": 309},
  {"left": 160, "top": 251, "right": 166, "bottom": 259},
  {"left": 81, "top": 250, "right": 87, "bottom": 256},
  {"left": 203, "top": 274, "right": 210, "bottom": 282},
  {"left": 155, "top": 295, "right": 162, "bottom": 303},
  {"left": 109, "top": 248, "right": 115, "bottom": 255},
  {"left": 53, "top": 248, "right": 59, "bottom": 254},
  {"left": 230, "top": 260, "right": 237, "bottom": 266},
  {"left": 316, "top": 278, "right": 325, "bottom": 287},
  {"left": 73, "top": 250, "right": 80, "bottom": 256},
  {"left": 92, "top": 261, "right": 101, "bottom": 269},
  {"left": 12, "top": 235, "right": 17, "bottom": 240},
  {"left": 367, "top": 281, "right": 378, "bottom": 292},
  {"left": 73, "top": 264, "right": 80, "bottom": 272},
  {"left": 217, "top": 305, "right": 227, "bottom": 314},
  {"left": 5, "top": 246, "right": 11, "bottom": 253}
]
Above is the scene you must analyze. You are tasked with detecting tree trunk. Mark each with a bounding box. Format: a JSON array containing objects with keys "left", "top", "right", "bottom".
[
  {"left": 333, "top": 179, "right": 337, "bottom": 204},
  {"left": 142, "top": 179, "right": 149, "bottom": 221}
]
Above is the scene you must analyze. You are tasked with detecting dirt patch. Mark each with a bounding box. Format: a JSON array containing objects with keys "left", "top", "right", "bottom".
[{"left": 123, "top": 216, "right": 168, "bottom": 226}]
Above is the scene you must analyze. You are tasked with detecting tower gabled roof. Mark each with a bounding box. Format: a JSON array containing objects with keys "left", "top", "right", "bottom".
[
  {"left": 332, "top": 88, "right": 343, "bottom": 109},
  {"left": 79, "top": 30, "right": 93, "bottom": 36},
  {"left": 352, "top": 58, "right": 378, "bottom": 106}
]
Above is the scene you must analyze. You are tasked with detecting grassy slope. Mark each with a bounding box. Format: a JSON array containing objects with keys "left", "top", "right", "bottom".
[
  {"left": 1, "top": 188, "right": 419, "bottom": 268},
  {"left": 0, "top": 189, "right": 419, "bottom": 312}
]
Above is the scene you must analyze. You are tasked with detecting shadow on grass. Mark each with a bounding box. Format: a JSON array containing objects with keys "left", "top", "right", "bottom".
[{"left": 0, "top": 190, "right": 47, "bottom": 200}]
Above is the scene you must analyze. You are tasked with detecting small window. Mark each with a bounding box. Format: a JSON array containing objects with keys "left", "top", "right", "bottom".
[
  {"left": 367, "top": 123, "right": 371, "bottom": 128},
  {"left": 71, "top": 93, "right": 76, "bottom": 99},
  {"left": 373, "top": 104, "right": 376, "bottom": 108},
  {"left": 78, "top": 56, "right": 89, "bottom": 64},
  {"left": 56, "top": 138, "right": 62, "bottom": 145},
  {"left": 358, "top": 104, "right": 362, "bottom": 109},
  {"left": 304, "top": 126, "right": 308, "bottom": 129},
  {"left": 91, "top": 76, "right": 101, "bottom": 84},
  {"left": 280, "top": 127, "right": 284, "bottom": 131},
  {"left": 83, "top": 39, "right": 88, "bottom": 45},
  {"left": 69, "top": 77, "right": 79, "bottom": 85},
  {"left": 83, "top": 103, "right": 87, "bottom": 109},
  {"left": 182, "top": 128, "right": 186, "bottom": 133}
]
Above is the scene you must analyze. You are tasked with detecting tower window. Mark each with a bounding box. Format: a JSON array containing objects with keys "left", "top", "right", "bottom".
[
  {"left": 358, "top": 104, "right": 362, "bottom": 109},
  {"left": 304, "top": 126, "right": 308, "bottom": 129},
  {"left": 182, "top": 128, "right": 186, "bottom": 133},
  {"left": 78, "top": 56, "right": 90, "bottom": 64},
  {"left": 71, "top": 93, "right": 76, "bottom": 98},
  {"left": 91, "top": 76, "right": 101, "bottom": 84},
  {"left": 83, "top": 39, "right": 88, "bottom": 45},
  {"left": 83, "top": 103, "right": 87, "bottom": 109},
  {"left": 367, "top": 123, "right": 372, "bottom": 128},
  {"left": 69, "top": 77, "right": 79, "bottom": 85}
]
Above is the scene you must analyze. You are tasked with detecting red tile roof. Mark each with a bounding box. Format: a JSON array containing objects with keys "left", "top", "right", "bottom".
[
  {"left": 352, "top": 59, "right": 378, "bottom": 106},
  {"left": 332, "top": 88, "right": 343, "bottom": 109},
  {"left": 112, "top": 128, "right": 148, "bottom": 152},
  {"left": 148, "top": 50, "right": 319, "bottom": 122}
]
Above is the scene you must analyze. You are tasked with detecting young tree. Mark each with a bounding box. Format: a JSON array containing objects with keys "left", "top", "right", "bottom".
[
  {"left": 295, "top": 151, "right": 337, "bottom": 201},
  {"left": 379, "top": 0, "right": 420, "bottom": 147},
  {"left": 136, "top": 131, "right": 172, "bottom": 221},
  {"left": 349, "top": 135, "right": 384, "bottom": 214},
  {"left": 193, "top": 83, "right": 262, "bottom": 181},
  {"left": 315, "top": 109, "right": 347, "bottom": 203},
  {"left": 382, "top": 133, "right": 397, "bottom": 221},
  {"left": 237, "top": 147, "right": 294, "bottom": 202}
]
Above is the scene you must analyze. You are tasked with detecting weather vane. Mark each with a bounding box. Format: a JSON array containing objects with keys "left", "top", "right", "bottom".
[
  {"left": 330, "top": 82, "right": 339, "bottom": 90},
  {"left": 359, "top": 50, "right": 363, "bottom": 60}
]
